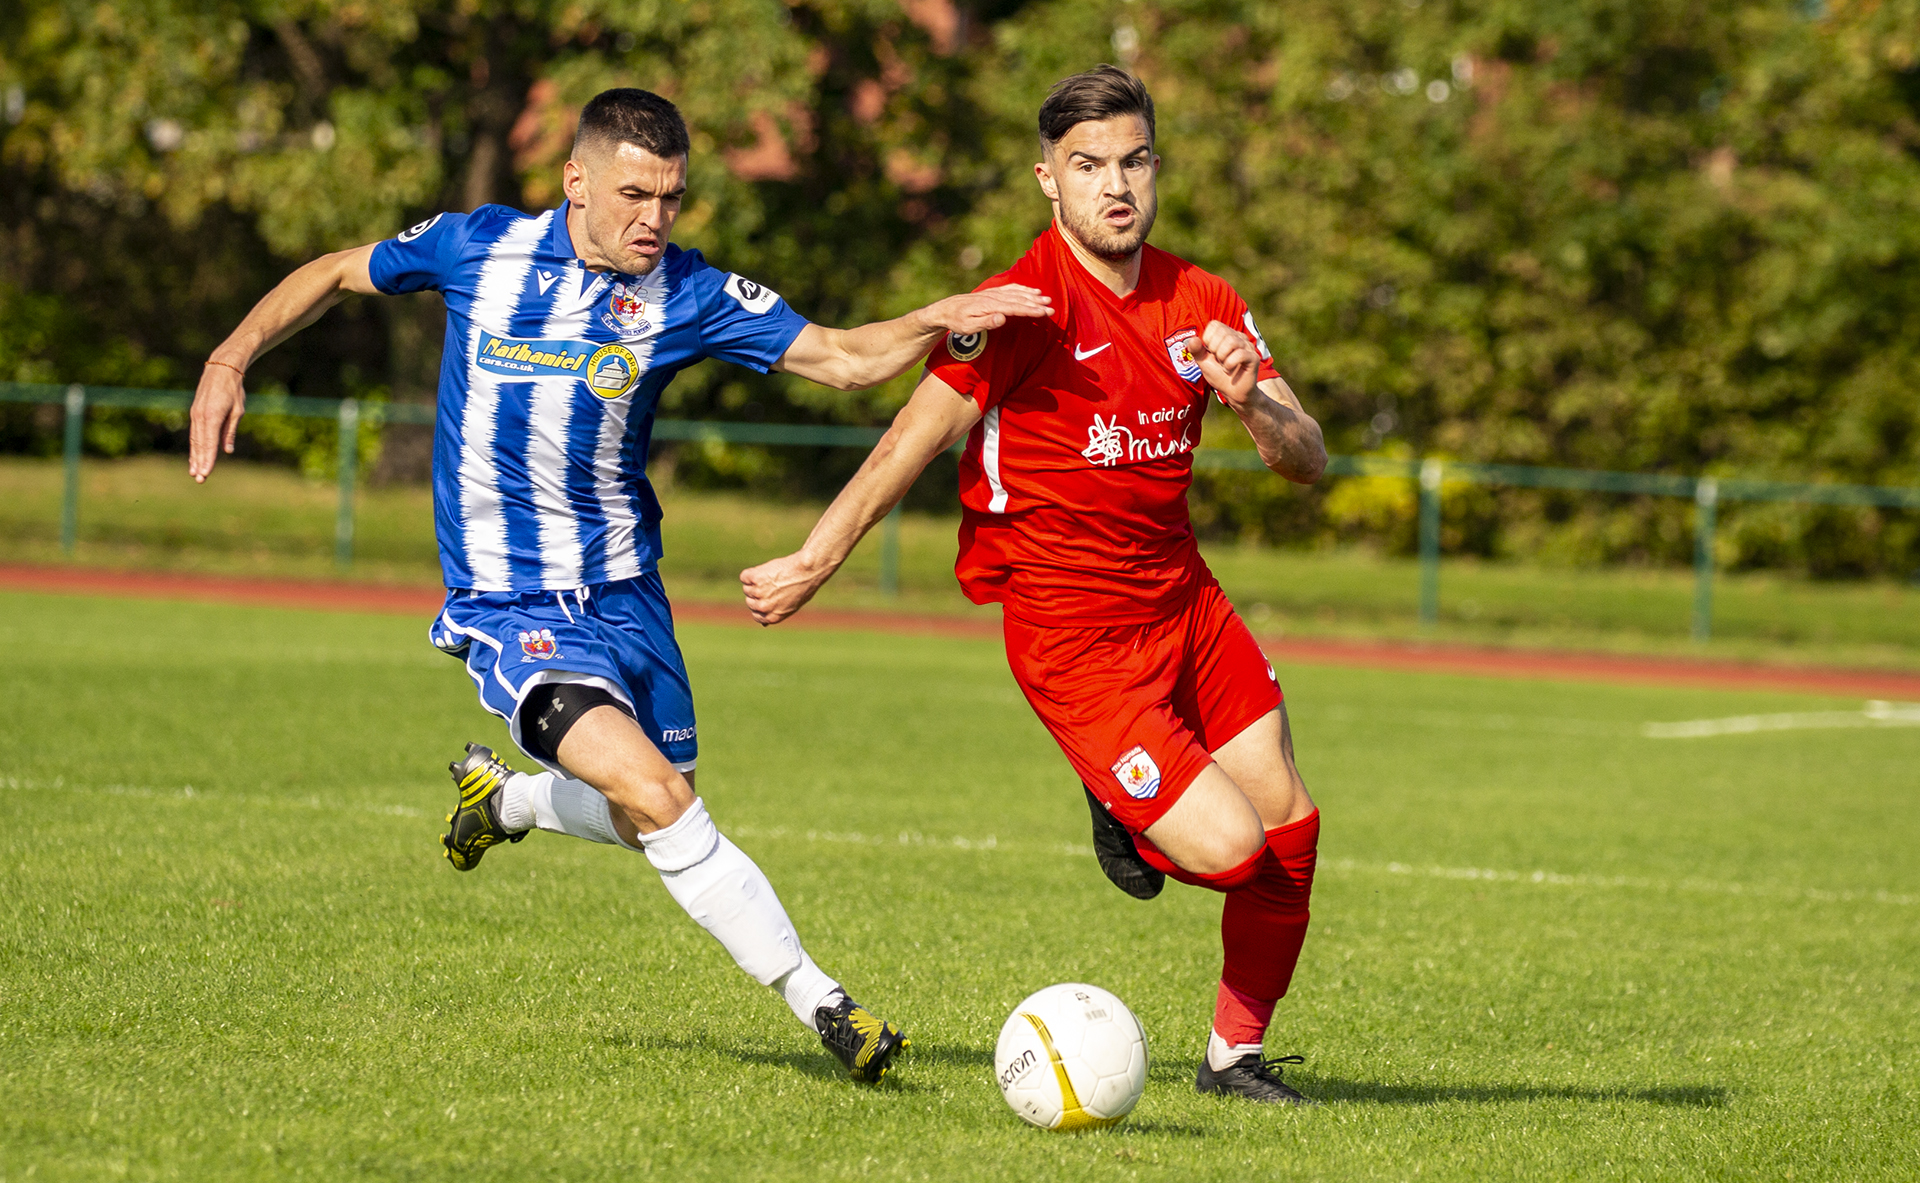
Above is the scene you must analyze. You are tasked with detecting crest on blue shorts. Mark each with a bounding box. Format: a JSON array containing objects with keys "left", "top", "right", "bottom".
[{"left": 519, "top": 628, "right": 559, "bottom": 660}]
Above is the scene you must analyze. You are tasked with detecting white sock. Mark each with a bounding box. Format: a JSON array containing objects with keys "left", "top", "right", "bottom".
[
  {"left": 497, "top": 772, "right": 540, "bottom": 833},
  {"left": 502, "top": 771, "right": 641, "bottom": 851},
  {"left": 775, "top": 953, "right": 845, "bottom": 1033},
  {"left": 640, "top": 799, "right": 843, "bottom": 1029},
  {"left": 1207, "top": 1029, "right": 1263, "bottom": 1072}
]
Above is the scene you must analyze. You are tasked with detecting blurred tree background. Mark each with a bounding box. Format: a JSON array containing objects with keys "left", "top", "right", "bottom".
[{"left": 2, "top": 0, "right": 1917, "bottom": 576}]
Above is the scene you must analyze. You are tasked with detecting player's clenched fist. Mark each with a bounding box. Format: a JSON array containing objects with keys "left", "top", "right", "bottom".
[
  {"left": 740, "top": 552, "right": 827, "bottom": 626},
  {"left": 1188, "top": 320, "right": 1260, "bottom": 409},
  {"left": 922, "top": 284, "right": 1053, "bottom": 336}
]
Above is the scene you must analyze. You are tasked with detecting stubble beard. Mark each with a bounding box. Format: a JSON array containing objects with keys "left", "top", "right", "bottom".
[
  {"left": 586, "top": 210, "right": 663, "bottom": 278},
  {"left": 1058, "top": 193, "right": 1157, "bottom": 262}
]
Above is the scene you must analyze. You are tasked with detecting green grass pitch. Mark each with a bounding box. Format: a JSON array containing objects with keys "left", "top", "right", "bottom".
[{"left": 1, "top": 590, "right": 1915, "bottom": 1180}]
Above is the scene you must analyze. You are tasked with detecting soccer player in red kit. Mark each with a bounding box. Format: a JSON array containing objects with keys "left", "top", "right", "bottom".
[{"left": 741, "top": 66, "right": 1328, "bottom": 1104}]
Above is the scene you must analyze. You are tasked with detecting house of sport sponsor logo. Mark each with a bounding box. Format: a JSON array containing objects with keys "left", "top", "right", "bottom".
[
  {"left": 472, "top": 334, "right": 642, "bottom": 399},
  {"left": 584, "top": 344, "right": 640, "bottom": 398},
  {"left": 1080, "top": 410, "right": 1197, "bottom": 467},
  {"left": 1110, "top": 745, "right": 1162, "bottom": 799},
  {"left": 518, "top": 628, "right": 558, "bottom": 659}
]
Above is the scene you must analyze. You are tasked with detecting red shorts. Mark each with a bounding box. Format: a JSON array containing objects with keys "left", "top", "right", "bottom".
[{"left": 1002, "top": 577, "right": 1283, "bottom": 834}]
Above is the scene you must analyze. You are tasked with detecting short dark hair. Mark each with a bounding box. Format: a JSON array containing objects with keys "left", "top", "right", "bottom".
[
  {"left": 1037, "top": 65, "right": 1155, "bottom": 152},
  {"left": 573, "top": 87, "right": 690, "bottom": 161}
]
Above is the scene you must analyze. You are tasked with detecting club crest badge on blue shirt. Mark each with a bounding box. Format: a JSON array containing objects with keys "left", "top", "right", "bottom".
[{"left": 602, "top": 282, "right": 652, "bottom": 338}]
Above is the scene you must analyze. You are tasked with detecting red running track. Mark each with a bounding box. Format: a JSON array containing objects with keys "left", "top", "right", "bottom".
[{"left": 6, "top": 562, "right": 1919, "bottom": 700}]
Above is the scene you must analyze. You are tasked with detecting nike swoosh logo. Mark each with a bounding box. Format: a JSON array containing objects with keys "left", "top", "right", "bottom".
[
  {"left": 1074, "top": 343, "right": 1112, "bottom": 361},
  {"left": 536, "top": 270, "right": 560, "bottom": 295}
]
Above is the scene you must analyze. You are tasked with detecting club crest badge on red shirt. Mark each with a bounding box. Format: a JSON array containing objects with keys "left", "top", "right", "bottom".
[
  {"left": 1164, "top": 329, "right": 1203, "bottom": 382},
  {"left": 1110, "top": 745, "right": 1162, "bottom": 799}
]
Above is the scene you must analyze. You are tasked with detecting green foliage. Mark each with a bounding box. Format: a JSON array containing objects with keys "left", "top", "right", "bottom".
[
  {"left": 1322, "top": 446, "right": 1420, "bottom": 548},
  {"left": 921, "top": 0, "right": 1920, "bottom": 573},
  {"left": 0, "top": 282, "right": 178, "bottom": 457},
  {"left": 236, "top": 389, "right": 386, "bottom": 480},
  {"left": 2, "top": 1, "right": 1919, "bottom": 573}
]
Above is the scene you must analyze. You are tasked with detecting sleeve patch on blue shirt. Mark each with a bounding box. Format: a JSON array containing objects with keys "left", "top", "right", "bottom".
[
  {"left": 398, "top": 213, "right": 445, "bottom": 243},
  {"left": 723, "top": 273, "right": 781, "bottom": 314}
]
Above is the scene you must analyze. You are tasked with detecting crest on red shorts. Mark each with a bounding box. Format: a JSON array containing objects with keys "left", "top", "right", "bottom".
[
  {"left": 518, "top": 628, "right": 558, "bottom": 660},
  {"left": 1110, "top": 745, "right": 1162, "bottom": 800}
]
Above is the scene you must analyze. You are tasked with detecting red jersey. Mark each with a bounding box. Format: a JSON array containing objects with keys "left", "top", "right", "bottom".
[{"left": 926, "top": 224, "right": 1281, "bottom": 626}]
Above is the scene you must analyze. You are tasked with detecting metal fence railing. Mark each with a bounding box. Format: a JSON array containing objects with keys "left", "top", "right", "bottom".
[
  {"left": 6, "top": 381, "right": 1918, "bottom": 639},
  {"left": 1180, "top": 451, "right": 1919, "bottom": 641}
]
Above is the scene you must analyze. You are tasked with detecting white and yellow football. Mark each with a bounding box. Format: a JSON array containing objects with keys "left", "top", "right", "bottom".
[{"left": 994, "top": 983, "right": 1148, "bottom": 1130}]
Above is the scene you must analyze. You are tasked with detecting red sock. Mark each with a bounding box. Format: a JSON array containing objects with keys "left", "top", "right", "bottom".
[
  {"left": 1213, "top": 809, "right": 1320, "bottom": 1042},
  {"left": 1212, "top": 980, "right": 1276, "bottom": 1046}
]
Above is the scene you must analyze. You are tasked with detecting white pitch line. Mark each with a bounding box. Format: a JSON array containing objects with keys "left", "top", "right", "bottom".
[
  {"left": 1317, "top": 858, "right": 1919, "bottom": 907},
  {"left": 726, "top": 823, "right": 1916, "bottom": 908},
  {"left": 1301, "top": 704, "right": 1625, "bottom": 737},
  {"left": 728, "top": 822, "right": 1085, "bottom": 858},
  {"left": 6, "top": 776, "right": 1913, "bottom": 907},
  {"left": 1642, "top": 700, "right": 1920, "bottom": 739}
]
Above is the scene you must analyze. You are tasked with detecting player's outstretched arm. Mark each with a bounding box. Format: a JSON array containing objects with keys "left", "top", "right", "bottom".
[
  {"left": 188, "top": 244, "right": 381, "bottom": 483},
  {"left": 1190, "top": 319, "right": 1327, "bottom": 485},
  {"left": 772, "top": 286, "right": 1051, "bottom": 392},
  {"left": 740, "top": 372, "right": 982, "bottom": 624}
]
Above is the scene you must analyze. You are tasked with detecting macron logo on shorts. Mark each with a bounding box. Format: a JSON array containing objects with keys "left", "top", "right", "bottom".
[{"left": 1111, "top": 745, "right": 1162, "bottom": 800}]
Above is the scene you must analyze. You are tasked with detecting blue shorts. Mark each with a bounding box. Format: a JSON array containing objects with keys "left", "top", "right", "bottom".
[{"left": 429, "top": 572, "right": 697, "bottom": 773}]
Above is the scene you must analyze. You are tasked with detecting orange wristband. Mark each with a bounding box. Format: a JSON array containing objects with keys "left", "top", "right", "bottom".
[{"left": 205, "top": 359, "right": 246, "bottom": 376}]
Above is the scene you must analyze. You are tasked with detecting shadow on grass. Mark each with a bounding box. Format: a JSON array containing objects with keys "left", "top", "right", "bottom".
[
  {"left": 1151, "top": 1056, "right": 1726, "bottom": 1109},
  {"left": 895, "top": 1040, "right": 993, "bottom": 1071},
  {"left": 1307, "top": 1076, "right": 1729, "bottom": 1108},
  {"left": 598, "top": 1029, "right": 939, "bottom": 1092},
  {"left": 597, "top": 1034, "right": 1728, "bottom": 1113},
  {"left": 1098, "top": 1121, "right": 1210, "bottom": 1138}
]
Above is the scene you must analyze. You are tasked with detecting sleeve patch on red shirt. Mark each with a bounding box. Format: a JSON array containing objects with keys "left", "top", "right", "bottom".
[{"left": 947, "top": 329, "right": 987, "bottom": 361}]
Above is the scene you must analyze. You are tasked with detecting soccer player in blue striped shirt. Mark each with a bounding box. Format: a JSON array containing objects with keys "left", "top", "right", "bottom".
[{"left": 187, "top": 87, "right": 1050, "bottom": 1083}]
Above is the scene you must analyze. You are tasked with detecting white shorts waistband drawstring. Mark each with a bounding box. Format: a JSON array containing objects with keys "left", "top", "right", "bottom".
[{"left": 554, "top": 586, "right": 591, "bottom": 624}]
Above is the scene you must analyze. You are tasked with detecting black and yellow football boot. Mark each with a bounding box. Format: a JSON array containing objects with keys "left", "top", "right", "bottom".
[
  {"left": 815, "top": 996, "right": 908, "bottom": 1084},
  {"left": 442, "top": 742, "right": 528, "bottom": 871}
]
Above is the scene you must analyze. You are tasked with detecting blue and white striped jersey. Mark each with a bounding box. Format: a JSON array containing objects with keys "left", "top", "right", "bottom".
[{"left": 369, "top": 204, "right": 809, "bottom": 591}]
